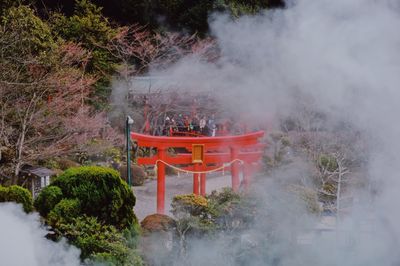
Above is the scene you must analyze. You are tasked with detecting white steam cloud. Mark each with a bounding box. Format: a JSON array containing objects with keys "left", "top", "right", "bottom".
[
  {"left": 0, "top": 203, "right": 80, "bottom": 266},
  {"left": 146, "top": 0, "right": 400, "bottom": 265}
]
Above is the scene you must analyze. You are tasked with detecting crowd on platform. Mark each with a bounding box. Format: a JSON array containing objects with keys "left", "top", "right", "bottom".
[{"left": 153, "top": 113, "right": 248, "bottom": 137}]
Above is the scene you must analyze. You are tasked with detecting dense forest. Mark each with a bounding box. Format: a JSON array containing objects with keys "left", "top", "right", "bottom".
[
  {"left": 28, "top": 0, "right": 283, "bottom": 30},
  {"left": 2, "top": 0, "right": 284, "bottom": 33}
]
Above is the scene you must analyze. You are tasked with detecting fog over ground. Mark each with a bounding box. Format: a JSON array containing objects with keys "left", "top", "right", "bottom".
[
  {"left": 0, "top": 203, "right": 80, "bottom": 266},
  {"left": 149, "top": 0, "right": 400, "bottom": 265}
]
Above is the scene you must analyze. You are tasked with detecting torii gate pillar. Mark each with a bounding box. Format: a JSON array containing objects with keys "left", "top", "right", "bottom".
[
  {"left": 230, "top": 147, "right": 240, "bottom": 191},
  {"left": 157, "top": 148, "right": 166, "bottom": 214}
]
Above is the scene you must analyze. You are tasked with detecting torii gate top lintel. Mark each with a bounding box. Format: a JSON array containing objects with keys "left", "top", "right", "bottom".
[{"left": 131, "top": 131, "right": 265, "bottom": 149}]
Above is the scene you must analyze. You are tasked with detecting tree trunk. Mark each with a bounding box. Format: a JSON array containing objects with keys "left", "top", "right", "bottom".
[{"left": 13, "top": 120, "right": 27, "bottom": 184}]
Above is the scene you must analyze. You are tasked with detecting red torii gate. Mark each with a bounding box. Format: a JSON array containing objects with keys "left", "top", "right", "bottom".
[{"left": 131, "top": 131, "right": 265, "bottom": 214}]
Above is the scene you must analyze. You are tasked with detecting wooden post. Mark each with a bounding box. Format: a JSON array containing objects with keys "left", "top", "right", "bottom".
[
  {"left": 157, "top": 148, "right": 166, "bottom": 214},
  {"left": 193, "top": 163, "right": 200, "bottom": 195},
  {"left": 243, "top": 163, "right": 251, "bottom": 191},
  {"left": 200, "top": 168, "right": 206, "bottom": 196},
  {"left": 230, "top": 147, "right": 239, "bottom": 192}
]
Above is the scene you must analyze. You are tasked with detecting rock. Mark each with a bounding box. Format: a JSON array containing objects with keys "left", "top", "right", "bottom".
[
  {"left": 141, "top": 214, "right": 176, "bottom": 233},
  {"left": 140, "top": 214, "right": 176, "bottom": 265},
  {"left": 119, "top": 164, "right": 147, "bottom": 186}
]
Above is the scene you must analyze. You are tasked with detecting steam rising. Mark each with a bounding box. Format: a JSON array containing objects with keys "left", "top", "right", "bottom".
[
  {"left": 146, "top": 0, "right": 400, "bottom": 265},
  {"left": 0, "top": 203, "right": 80, "bottom": 266}
]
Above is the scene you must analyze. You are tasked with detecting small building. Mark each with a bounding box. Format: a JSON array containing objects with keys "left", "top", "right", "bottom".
[{"left": 19, "top": 165, "right": 55, "bottom": 198}]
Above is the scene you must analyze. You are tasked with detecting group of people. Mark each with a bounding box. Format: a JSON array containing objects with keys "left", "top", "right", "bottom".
[
  {"left": 161, "top": 114, "right": 217, "bottom": 137},
  {"left": 152, "top": 113, "right": 249, "bottom": 137}
]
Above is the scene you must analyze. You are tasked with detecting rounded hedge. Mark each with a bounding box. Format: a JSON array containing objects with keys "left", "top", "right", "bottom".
[
  {"left": 0, "top": 185, "right": 33, "bottom": 213},
  {"left": 0, "top": 186, "right": 8, "bottom": 202},
  {"left": 36, "top": 166, "right": 137, "bottom": 229},
  {"left": 34, "top": 185, "right": 63, "bottom": 217},
  {"left": 48, "top": 198, "right": 81, "bottom": 227}
]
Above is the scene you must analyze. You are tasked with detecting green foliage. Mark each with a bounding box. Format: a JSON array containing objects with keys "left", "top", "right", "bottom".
[
  {"left": 214, "top": 0, "right": 266, "bottom": 17},
  {"left": 31, "top": 0, "right": 283, "bottom": 33},
  {"left": 48, "top": 198, "right": 81, "bottom": 227},
  {"left": 33, "top": 166, "right": 141, "bottom": 264},
  {"left": 0, "top": 185, "right": 33, "bottom": 213},
  {"left": 90, "top": 252, "right": 144, "bottom": 266},
  {"left": 154, "top": 0, "right": 213, "bottom": 33},
  {"left": 51, "top": 0, "right": 115, "bottom": 45},
  {"left": 288, "top": 185, "right": 322, "bottom": 214},
  {"left": 46, "top": 0, "right": 118, "bottom": 105},
  {"left": 318, "top": 154, "right": 338, "bottom": 172},
  {"left": 50, "top": 0, "right": 117, "bottom": 101},
  {"left": 34, "top": 185, "right": 63, "bottom": 217},
  {"left": 1, "top": 5, "right": 55, "bottom": 55},
  {"left": 103, "top": 147, "right": 122, "bottom": 163},
  {"left": 172, "top": 193, "right": 216, "bottom": 236},
  {"left": 122, "top": 223, "right": 142, "bottom": 250},
  {"left": 0, "top": 0, "right": 34, "bottom": 15},
  {"left": 207, "top": 188, "right": 255, "bottom": 230},
  {"left": 37, "top": 166, "right": 136, "bottom": 229},
  {"left": 172, "top": 189, "right": 256, "bottom": 237},
  {"left": 172, "top": 194, "right": 208, "bottom": 217},
  {"left": 0, "top": 186, "right": 8, "bottom": 201},
  {"left": 35, "top": 166, "right": 141, "bottom": 263},
  {"left": 56, "top": 216, "right": 143, "bottom": 265}
]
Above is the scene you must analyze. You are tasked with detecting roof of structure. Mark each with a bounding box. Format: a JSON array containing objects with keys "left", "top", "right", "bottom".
[{"left": 20, "top": 165, "right": 55, "bottom": 177}]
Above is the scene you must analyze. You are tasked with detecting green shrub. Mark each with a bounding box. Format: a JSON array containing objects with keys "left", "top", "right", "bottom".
[
  {"left": 34, "top": 166, "right": 141, "bottom": 263},
  {"left": 318, "top": 154, "right": 338, "bottom": 172},
  {"left": 56, "top": 216, "right": 143, "bottom": 265},
  {"left": 122, "top": 222, "right": 142, "bottom": 249},
  {"left": 34, "top": 185, "right": 63, "bottom": 217},
  {"left": 288, "top": 185, "right": 322, "bottom": 214},
  {"left": 43, "top": 166, "right": 136, "bottom": 228},
  {"left": 0, "top": 185, "right": 33, "bottom": 213},
  {"left": 172, "top": 194, "right": 208, "bottom": 217},
  {"left": 0, "top": 186, "right": 8, "bottom": 202},
  {"left": 172, "top": 189, "right": 256, "bottom": 238},
  {"left": 2, "top": 5, "right": 55, "bottom": 55},
  {"left": 48, "top": 198, "right": 81, "bottom": 227},
  {"left": 89, "top": 251, "right": 144, "bottom": 266},
  {"left": 7, "top": 185, "right": 33, "bottom": 212},
  {"left": 207, "top": 188, "right": 256, "bottom": 230}
]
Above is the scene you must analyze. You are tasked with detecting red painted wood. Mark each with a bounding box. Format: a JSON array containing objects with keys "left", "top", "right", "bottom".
[
  {"left": 137, "top": 151, "right": 264, "bottom": 165},
  {"left": 230, "top": 147, "right": 240, "bottom": 192},
  {"left": 131, "top": 131, "right": 264, "bottom": 149},
  {"left": 200, "top": 172, "right": 206, "bottom": 196},
  {"left": 193, "top": 163, "right": 200, "bottom": 195},
  {"left": 157, "top": 149, "right": 166, "bottom": 214}
]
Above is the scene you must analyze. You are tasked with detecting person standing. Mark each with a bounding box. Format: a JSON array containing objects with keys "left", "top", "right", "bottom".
[
  {"left": 199, "top": 116, "right": 206, "bottom": 135},
  {"left": 208, "top": 114, "right": 216, "bottom": 137}
]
